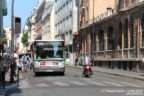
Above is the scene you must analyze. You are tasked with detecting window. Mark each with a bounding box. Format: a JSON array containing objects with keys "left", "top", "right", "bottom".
[
  {"left": 69, "top": 31, "right": 72, "bottom": 40},
  {"left": 141, "top": 17, "right": 144, "bottom": 47},
  {"left": 130, "top": 16, "right": 134, "bottom": 48},
  {"left": 66, "top": 32, "right": 69, "bottom": 41},
  {"left": 107, "top": 27, "right": 114, "bottom": 50},
  {"left": 98, "top": 30, "right": 104, "bottom": 51},
  {"left": 125, "top": 0, "right": 129, "bottom": 7},
  {"left": 124, "top": 19, "right": 128, "bottom": 48},
  {"left": 66, "top": 1, "right": 69, "bottom": 5},
  {"left": 63, "top": 4, "right": 65, "bottom": 8},
  {"left": 119, "top": 22, "right": 122, "bottom": 49},
  {"left": 119, "top": 0, "right": 124, "bottom": 9}
]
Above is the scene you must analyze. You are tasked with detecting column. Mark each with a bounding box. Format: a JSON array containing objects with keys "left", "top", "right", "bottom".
[
  {"left": 121, "top": 19, "right": 125, "bottom": 58},
  {"left": 104, "top": 29, "right": 107, "bottom": 58}
]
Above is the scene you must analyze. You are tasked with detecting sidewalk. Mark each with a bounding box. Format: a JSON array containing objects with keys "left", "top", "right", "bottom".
[
  {"left": 0, "top": 72, "right": 17, "bottom": 96},
  {"left": 68, "top": 65, "right": 144, "bottom": 81}
]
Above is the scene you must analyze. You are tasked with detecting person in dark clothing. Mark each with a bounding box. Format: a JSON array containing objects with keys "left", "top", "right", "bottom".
[{"left": 75, "top": 56, "right": 78, "bottom": 66}]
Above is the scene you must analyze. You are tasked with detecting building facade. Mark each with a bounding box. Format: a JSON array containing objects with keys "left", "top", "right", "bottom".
[
  {"left": 79, "top": 0, "right": 115, "bottom": 28},
  {"left": 35, "top": 0, "right": 45, "bottom": 40},
  {"left": 3, "top": 26, "right": 11, "bottom": 53},
  {"left": 74, "top": 0, "right": 144, "bottom": 72},
  {"left": 42, "top": 0, "right": 55, "bottom": 40},
  {"left": 55, "top": 0, "right": 79, "bottom": 63}
]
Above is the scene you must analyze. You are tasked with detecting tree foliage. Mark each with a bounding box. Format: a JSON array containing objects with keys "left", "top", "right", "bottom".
[
  {"left": 3, "top": 29, "right": 6, "bottom": 38},
  {"left": 21, "top": 31, "right": 28, "bottom": 46},
  {"left": 0, "top": 29, "right": 7, "bottom": 45}
]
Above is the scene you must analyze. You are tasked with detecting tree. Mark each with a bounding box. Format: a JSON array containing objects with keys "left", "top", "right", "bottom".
[
  {"left": 0, "top": 29, "right": 7, "bottom": 45},
  {"left": 3, "top": 28, "right": 6, "bottom": 38},
  {"left": 21, "top": 31, "right": 28, "bottom": 46}
]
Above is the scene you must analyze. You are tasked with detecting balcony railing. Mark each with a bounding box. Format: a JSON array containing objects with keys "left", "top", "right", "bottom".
[{"left": 80, "top": 10, "right": 114, "bottom": 29}]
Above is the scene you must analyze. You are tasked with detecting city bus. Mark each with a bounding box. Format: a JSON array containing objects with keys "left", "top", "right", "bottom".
[{"left": 30, "top": 40, "right": 65, "bottom": 76}]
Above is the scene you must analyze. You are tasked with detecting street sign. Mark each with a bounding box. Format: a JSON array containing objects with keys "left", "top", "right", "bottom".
[
  {"left": 2, "top": 0, "right": 7, "bottom": 16},
  {"left": 15, "top": 17, "right": 21, "bottom": 34}
]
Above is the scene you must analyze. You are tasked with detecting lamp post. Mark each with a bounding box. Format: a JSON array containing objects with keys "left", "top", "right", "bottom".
[
  {"left": 92, "top": 0, "right": 95, "bottom": 67},
  {"left": 10, "top": 0, "right": 14, "bottom": 83},
  {"left": 0, "top": 0, "right": 3, "bottom": 37}
]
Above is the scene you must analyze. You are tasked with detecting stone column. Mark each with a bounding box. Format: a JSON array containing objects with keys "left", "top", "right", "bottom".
[
  {"left": 128, "top": 18, "right": 131, "bottom": 58},
  {"left": 137, "top": 18, "right": 140, "bottom": 58},
  {"left": 114, "top": 22, "right": 119, "bottom": 58},
  {"left": 96, "top": 32, "right": 98, "bottom": 57},
  {"left": 104, "top": 29, "right": 107, "bottom": 58},
  {"left": 121, "top": 19, "right": 125, "bottom": 58}
]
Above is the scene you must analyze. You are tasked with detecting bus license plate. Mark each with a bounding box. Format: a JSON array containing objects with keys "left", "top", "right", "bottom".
[{"left": 46, "top": 70, "right": 53, "bottom": 72}]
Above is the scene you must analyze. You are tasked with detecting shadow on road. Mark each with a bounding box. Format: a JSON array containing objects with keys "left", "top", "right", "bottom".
[
  {"left": 6, "top": 88, "right": 22, "bottom": 96},
  {"left": 34, "top": 72, "right": 65, "bottom": 77}
]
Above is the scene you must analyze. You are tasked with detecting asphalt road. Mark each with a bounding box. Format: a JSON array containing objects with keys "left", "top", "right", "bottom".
[{"left": 6, "top": 66, "right": 144, "bottom": 96}]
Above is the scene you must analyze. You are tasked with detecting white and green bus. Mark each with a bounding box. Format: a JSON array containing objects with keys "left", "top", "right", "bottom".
[{"left": 31, "top": 40, "right": 65, "bottom": 75}]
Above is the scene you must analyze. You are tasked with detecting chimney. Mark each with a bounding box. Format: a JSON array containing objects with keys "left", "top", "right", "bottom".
[{"left": 107, "top": 7, "right": 113, "bottom": 15}]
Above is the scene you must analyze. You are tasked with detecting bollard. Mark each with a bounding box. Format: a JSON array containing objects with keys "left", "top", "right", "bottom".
[
  {"left": 2, "top": 66, "right": 5, "bottom": 89},
  {"left": 17, "top": 67, "right": 19, "bottom": 87}
]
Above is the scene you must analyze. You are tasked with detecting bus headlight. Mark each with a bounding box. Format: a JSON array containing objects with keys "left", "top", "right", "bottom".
[
  {"left": 34, "top": 61, "right": 40, "bottom": 67},
  {"left": 58, "top": 61, "right": 64, "bottom": 67}
]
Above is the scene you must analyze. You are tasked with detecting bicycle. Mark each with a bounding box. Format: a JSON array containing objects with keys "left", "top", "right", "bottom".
[{"left": 21, "top": 60, "right": 28, "bottom": 72}]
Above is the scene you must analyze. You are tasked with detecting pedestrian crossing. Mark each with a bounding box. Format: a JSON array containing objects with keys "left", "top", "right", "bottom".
[{"left": 33, "top": 80, "right": 144, "bottom": 88}]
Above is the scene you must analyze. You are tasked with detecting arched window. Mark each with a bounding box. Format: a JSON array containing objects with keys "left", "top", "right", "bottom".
[
  {"left": 118, "top": 22, "right": 122, "bottom": 49},
  {"left": 107, "top": 27, "right": 114, "bottom": 50},
  {"left": 119, "top": 0, "right": 124, "bottom": 9},
  {"left": 130, "top": 16, "right": 134, "bottom": 48},
  {"left": 124, "top": 19, "right": 128, "bottom": 48},
  {"left": 141, "top": 17, "right": 144, "bottom": 47},
  {"left": 98, "top": 30, "right": 104, "bottom": 51}
]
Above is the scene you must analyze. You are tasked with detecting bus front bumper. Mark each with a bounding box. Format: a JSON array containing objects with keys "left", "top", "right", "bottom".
[{"left": 34, "top": 67, "right": 65, "bottom": 73}]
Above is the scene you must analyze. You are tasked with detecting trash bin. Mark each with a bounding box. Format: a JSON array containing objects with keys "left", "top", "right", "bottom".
[{"left": 65, "top": 59, "right": 69, "bottom": 65}]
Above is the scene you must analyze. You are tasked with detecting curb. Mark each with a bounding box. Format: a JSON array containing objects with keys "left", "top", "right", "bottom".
[{"left": 67, "top": 65, "right": 144, "bottom": 81}]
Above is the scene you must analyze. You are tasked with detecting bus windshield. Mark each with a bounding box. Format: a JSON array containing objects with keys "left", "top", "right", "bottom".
[{"left": 34, "top": 41, "right": 64, "bottom": 60}]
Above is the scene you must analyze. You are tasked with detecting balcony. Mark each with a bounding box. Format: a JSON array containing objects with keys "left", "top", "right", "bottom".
[{"left": 79, "top": 9, "right": 114, "bottom": 29}]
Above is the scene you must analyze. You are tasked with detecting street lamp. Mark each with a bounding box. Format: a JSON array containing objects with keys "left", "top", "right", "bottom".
[
  {"left": 10, "top": 0, "right": 14, "bottom": 83},
  {"left": 0, "top": 0, "right": 3, "bottom": 37},
  {"left": 92, "top": 0, "right": 95, "bottom": 67}
]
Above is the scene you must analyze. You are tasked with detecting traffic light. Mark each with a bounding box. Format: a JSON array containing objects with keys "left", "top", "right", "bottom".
[{"left": 15, "top": 17, "right": 21, "bottom": 34}]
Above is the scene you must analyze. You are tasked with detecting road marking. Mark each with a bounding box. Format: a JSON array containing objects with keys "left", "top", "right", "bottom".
[
  {"left": 85, "top": 80, "right": 107, "bottom": 86},
  {"left": 119, "top": 82, "right": 142, "bottom": 87},
  {"left": 36, "top": 83, "right": 50, "bottom": 87},
  {"left": 70, "top": 81, "right": 88, "bottom": 86},
  {"left": 53, "top": 82, "right": 70, "bottom": 86},
  {"left": 103, "top": 81, "right": 125, "bottom": 87}
]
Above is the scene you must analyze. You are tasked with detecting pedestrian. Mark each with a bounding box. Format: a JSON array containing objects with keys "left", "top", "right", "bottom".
[
  {"left": 75, "top": 56, "right": 78, "bottom": 66},
  {"left": 0, "top": 56, "right": 6, "bottom": 82},
  {"left": 21, "top": 53, "right": 27, "bottom": 72},
  {"left": 0, "top": 56, "right": 4, "bottom": 82},
  {"left": 142, "top": 58, "right": 144, "bottom": 63},
  {"left": 27, "top": 55, "right": 32, "bottom": 71}
]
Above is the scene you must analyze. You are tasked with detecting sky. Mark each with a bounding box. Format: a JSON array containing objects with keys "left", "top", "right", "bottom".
[{"left": 3, "top": 0, "right": 39, "bottom": 31}]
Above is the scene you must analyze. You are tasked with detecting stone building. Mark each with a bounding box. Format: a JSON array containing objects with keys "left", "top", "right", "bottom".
[
  {"left": 35, "top": 0, "right": 45, "bottom": 40},
  {"left": 55, "top": 0, "right": 79, "bottom": 64},
  {"left": 42, "top": 0, "right": 55, "bottom": 40},
  {"left": 74, "top": 0, "right": 144, "bottom": 72}
]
